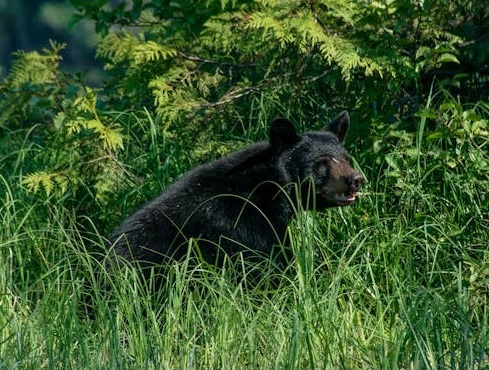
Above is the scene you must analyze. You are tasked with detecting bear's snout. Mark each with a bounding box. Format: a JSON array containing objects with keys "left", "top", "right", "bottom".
[
  {"left": 313, "top": 157, "right": 365, "bottom": 207},
  {"left": 345, "top": 172, "right": 365, "bottom": 194}
]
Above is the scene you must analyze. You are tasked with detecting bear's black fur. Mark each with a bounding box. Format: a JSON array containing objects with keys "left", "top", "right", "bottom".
[{"left": 108, "top": 111, "right": 364, "bottom": 275}]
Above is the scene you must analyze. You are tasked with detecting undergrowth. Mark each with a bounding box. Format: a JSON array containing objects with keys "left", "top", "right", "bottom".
[{"left": 0, "top": 96, "right": 488, "bottom": 369}]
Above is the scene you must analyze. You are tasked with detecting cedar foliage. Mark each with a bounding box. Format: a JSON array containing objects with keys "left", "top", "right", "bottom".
[
  {"left": 71, "top": 0, "right": 488, "bottom": 124},
  {"left": 0, "top": 42, "right": 125, "bottom": 222}
]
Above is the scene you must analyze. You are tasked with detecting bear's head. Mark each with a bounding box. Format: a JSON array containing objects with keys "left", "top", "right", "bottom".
[{"left": 269, "top": 111, "right": 365, "bottom": 209}]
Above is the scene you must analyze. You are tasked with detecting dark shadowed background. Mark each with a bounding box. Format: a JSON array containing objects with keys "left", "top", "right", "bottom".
[{"left": 0, "top": 0, "right": 101, "bottom": 82}]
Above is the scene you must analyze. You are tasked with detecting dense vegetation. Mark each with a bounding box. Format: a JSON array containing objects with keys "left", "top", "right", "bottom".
[{"left": 0, "top": 0, "right": 488, "bottom": 368}]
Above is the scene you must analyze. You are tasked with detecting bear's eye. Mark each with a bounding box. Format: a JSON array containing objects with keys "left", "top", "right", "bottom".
[
  {"left": 315, "top": 155, "right": 337, "bottom": 166},
  {"left": 315, "top": 155, "right": 329, "bottom": 164}
]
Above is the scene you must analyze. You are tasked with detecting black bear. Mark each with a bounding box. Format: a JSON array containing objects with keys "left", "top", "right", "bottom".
[{"left": 108, "top": 111, "right": 364, "bottom": 275}]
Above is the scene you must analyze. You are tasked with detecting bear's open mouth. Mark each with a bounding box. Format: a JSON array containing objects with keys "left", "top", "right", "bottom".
[{"left": 330, "top": 193, "right": 356, "bottom": 206}]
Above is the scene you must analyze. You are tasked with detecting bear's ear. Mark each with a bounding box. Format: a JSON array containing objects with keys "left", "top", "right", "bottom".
[
  {"left": 269, "top": 118, "right": 300, "bottom": 149},
  {"left": 326, "top": 110, "right": 350, "bottom": 143}
]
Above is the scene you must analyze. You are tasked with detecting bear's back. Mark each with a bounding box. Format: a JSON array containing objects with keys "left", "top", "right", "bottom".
[{"left": 108, "top": 139, "right": 287, "bottom": 265}]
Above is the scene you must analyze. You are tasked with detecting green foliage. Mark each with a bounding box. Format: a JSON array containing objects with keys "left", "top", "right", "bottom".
[
  {"left": 2, "top": 0, "right": 481, "bottom": 224},
  {"left": 0, "top": 40, "right": 66, "bottom": 128},
  {"left": 1, "top": 1, "right": 489, "bottom": 367},
  {"left": 81, "top": 0, "right": 394, "bottom": 128},
  {"left": 0, "top": 43, "right": 124, "bottom": 223},
  {"left": 21, "top": 88, "right": 124, "bottom": 203},
  {"left": 8, "top": 40, "right": 64, "bottom": 88},
  {"left": 371, "top": 94, "right": 489, "bottom": 224},
  {"left": 1, "top": 95, "right": 488, "bottom": 367},
  {"left": 67, "top": 0, "right": 485, "bottom": 132}
]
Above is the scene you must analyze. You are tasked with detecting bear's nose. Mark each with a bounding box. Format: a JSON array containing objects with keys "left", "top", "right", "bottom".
[{"left": 346, "top": 173, "right": 365, "bottom": 192}]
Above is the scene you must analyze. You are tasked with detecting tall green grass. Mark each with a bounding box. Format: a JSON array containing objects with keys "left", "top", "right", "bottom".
[{"left": 1, "top": 99, "right": 488, "bottom": 369}]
